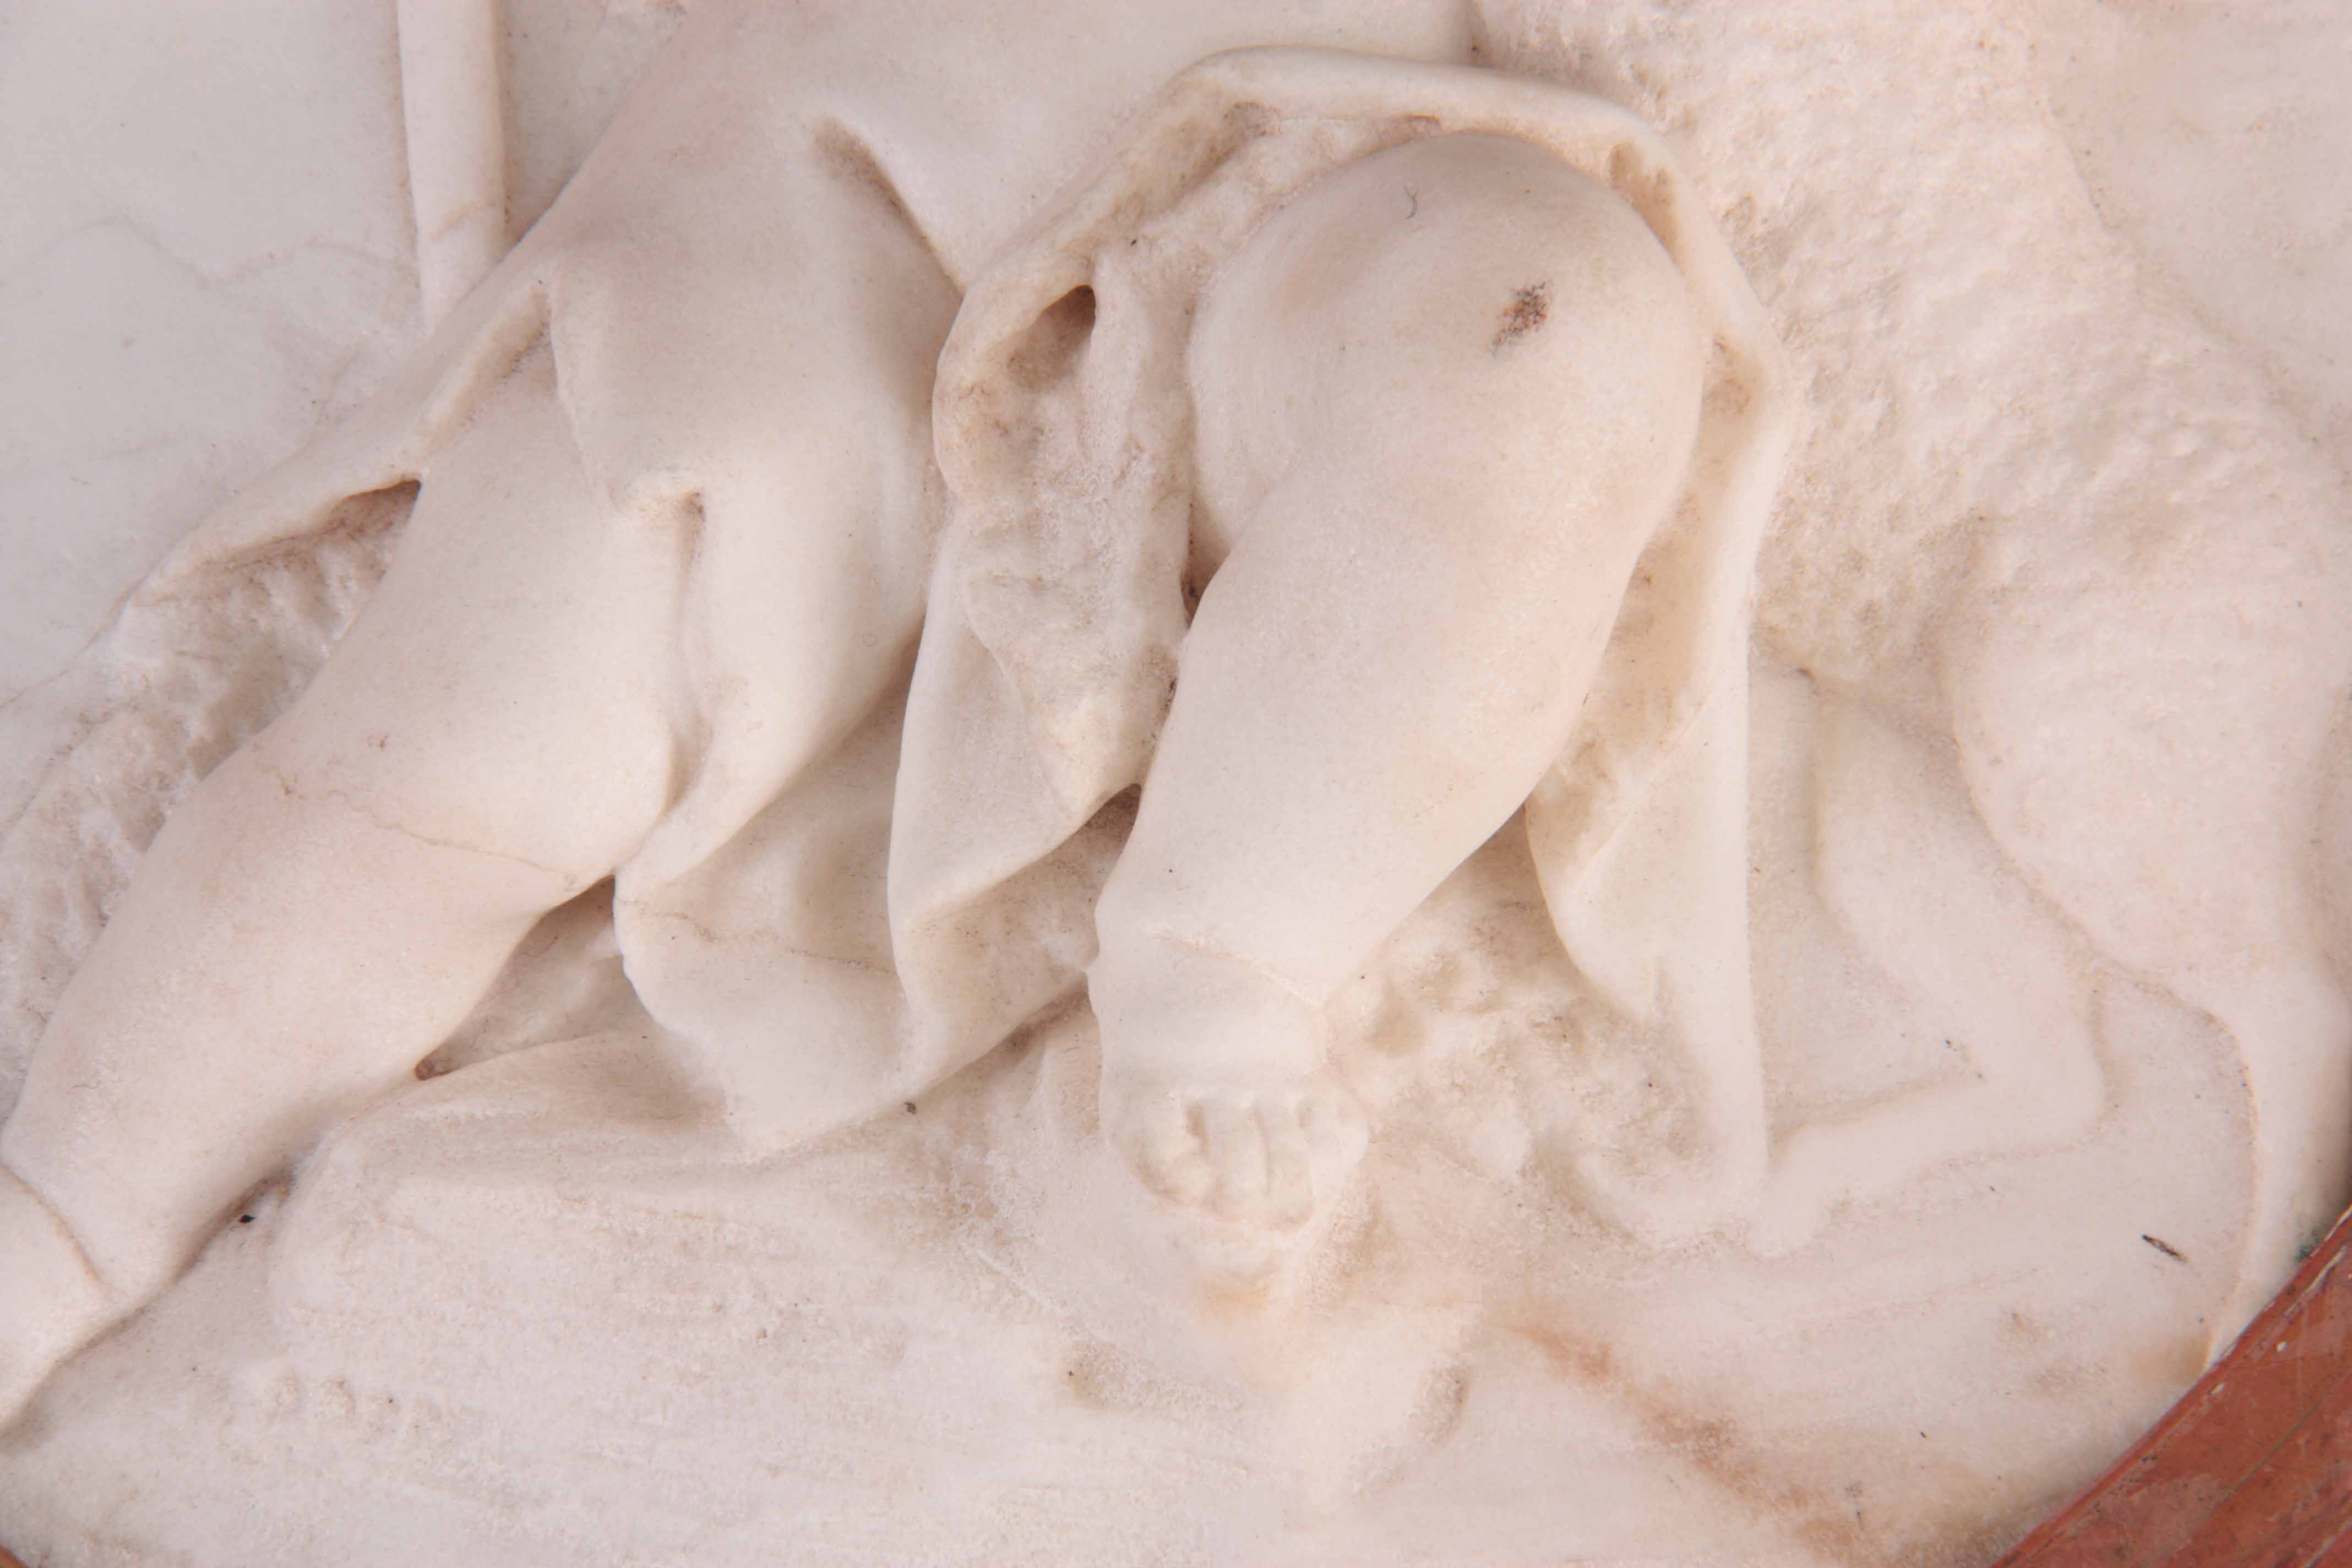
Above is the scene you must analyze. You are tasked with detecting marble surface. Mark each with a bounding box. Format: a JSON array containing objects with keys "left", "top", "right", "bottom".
[
  {"left": 3, "top": 3, "right": 2350, "bottom": 1564},
  {"left": 1992, "top": 1204, "right": 2352, "bottom": 1567}
]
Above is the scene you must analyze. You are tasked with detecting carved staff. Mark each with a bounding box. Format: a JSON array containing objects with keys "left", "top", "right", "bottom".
[{"left": 397, "top": 0, "right": 509, "bottom": 324}]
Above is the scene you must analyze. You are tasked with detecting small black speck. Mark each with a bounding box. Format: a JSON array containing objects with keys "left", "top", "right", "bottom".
[
  {"left": 2142, "top": 1233, "right": 2186, "bottom": 1262},
  {"left": 904, "top": 1101, "right": 918, "bottom": 1114},
  {"left": 239, "top": 1214, "right": 254, "bottom": 1224}
]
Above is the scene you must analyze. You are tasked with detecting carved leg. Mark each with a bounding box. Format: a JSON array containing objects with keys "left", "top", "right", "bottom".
[
  {"left": 0, "top": 344, "right": 685, "bottom": 1428},
  {"left": 2204, "top": 970, "right": 2352, "bottom": 1337},
  {"left": 1944, "top": 474, "right": 2352, "bottom": 1341},
  {"left": 1090, "top": 133, "right": 1708, "bottom": 1237},
  {"left": 0, "top": 1168, "right": 112, "bottom": 1425},
  {"left": 1753, "top": 696, "right": 2107, "bottom": 1253}
]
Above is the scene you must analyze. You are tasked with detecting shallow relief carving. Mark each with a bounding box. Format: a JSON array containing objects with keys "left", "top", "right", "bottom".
[{"left": 2, "top": 4, "right": 2350, "bottom": 1562}]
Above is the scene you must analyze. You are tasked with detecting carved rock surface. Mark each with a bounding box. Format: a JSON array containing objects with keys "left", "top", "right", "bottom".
[{"left": 3, "top": 3, "right": 2349, "bottom": 1565}]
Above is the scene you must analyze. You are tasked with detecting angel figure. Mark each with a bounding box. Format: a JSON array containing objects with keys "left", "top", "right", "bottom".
[
  {"left": 10, "top": 0, "right": 2344, "bottom": 1449},
  {"left": 0, "top": 0, "right": 1796, "bottom": 1424}
]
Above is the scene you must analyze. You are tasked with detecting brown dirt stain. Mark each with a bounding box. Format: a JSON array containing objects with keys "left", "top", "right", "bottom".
[{"left": 1492, "top": 281, "right": 1551, "bottom": 351}]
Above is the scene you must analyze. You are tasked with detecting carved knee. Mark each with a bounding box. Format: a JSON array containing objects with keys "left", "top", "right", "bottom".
[{"left": 1188, "top": 130, "right": 1709, "bottom": 564}]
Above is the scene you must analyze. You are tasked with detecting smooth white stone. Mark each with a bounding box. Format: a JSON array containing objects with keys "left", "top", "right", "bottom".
[{"left": 2, "top": 4, "right": 2348, "bottom": 1565}]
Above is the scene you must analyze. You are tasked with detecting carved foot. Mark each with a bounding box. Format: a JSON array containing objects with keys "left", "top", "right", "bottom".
[
  {"left": 1102, "top": 1074, "right": 1367, "bottom": 1229},
  {"left": 1568, "top": 1147, "right": 1749, "bottom": 1252},
  {"left": 1090, "top": 937, "right": 1368, "bottom": 1269},
  {"left": 1561, "top": 1095, "right": 1767, "bottom": 1252}
]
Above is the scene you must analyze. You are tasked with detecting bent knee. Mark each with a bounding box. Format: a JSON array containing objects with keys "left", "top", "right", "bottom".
[{"left": 1190, "top": 132, "right": 1708, "bottom": 555}]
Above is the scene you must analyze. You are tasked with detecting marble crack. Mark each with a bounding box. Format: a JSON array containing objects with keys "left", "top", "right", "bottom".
[
  {"left": 628, "top": 903, "right": 894, "bottom": 976},
  {"left": 259, "top": 762, "right": 576, "bottom": 884},
  {"left": 5, "top": 212, "right": 404, "bottom": 297}
]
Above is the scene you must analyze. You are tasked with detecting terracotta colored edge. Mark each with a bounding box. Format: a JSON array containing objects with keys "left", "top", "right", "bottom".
[
  {"left": 2170, "top": 1361, "right": 2352, "bottom": 1567},
  {"left": 2307, "top": 1507, "right": 2352, "bottom": 1568},
  {"left": 1994, "top": 1204, "right": 2352, "bottom": 1567}
]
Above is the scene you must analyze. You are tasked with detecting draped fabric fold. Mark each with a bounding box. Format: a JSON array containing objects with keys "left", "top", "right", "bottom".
[
  {"left": 892, "top": 50, "right": 1795, "bottom": 1119},
  {"left": 66, "top": 49, "right": 1793, "bottom": 1153}
]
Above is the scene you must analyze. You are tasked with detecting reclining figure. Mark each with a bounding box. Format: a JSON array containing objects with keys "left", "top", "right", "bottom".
[{"left": 6, "top": 0, "right": 1800, "bottom": 1423}]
